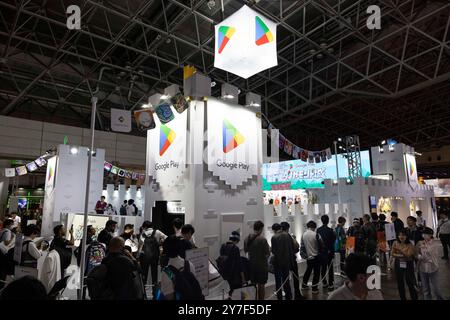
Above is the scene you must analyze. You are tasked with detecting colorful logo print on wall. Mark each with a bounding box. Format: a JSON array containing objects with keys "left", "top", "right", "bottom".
[
  {"left": 222, "top": 119, "right": 245, "bottom": 153},
  {"left": 255, "top": 16, "right": 273, "bottom": 46},
  {"left": 218, "top": 26, "right": 236, "bottom": 54},
  {"left": 159, "top": 124, "right": 176, "bottom": 156}
]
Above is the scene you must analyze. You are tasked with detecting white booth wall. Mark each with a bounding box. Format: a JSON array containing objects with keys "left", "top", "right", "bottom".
[
  {"left": 145, "top": 98, "right": 264, "bottom": 260},
  {"left": 102, "top": 184, "right": 145, "bottom": 215},
  {"left": 41, "top": 144, "right": 105, "bottom": 236}
]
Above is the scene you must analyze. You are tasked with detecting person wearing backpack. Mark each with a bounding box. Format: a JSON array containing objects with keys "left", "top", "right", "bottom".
[
  {"left": 139, "top": 221, "right": 167, "bottom": 297},
  {"left": 317, "top": 215, "right": 337, "bottom": 292},
  {"left": 20, "top": 224, "right": 43, "bottom": 268},
  {"left": 244, "top": 221, "right": 270, "bottom": 300},
  {"left": 217, "top": 231, "right": 245, "bottom": 299},
  {"left": 75, "top": 225, "right": 96, "bottom": 267},
  {"left": 301, "top": 220, "right": 323, "bottom": 294},
  {"left": 119, "top": 200, "right": 128, "bottom": 216},
  {"left": 0, "top": 219, "right": 15, "bottom": 289},
  {"left": 159, "top": 235, "right": 203, "bottom": 300},
  {"left": 101, "top": 237, "right": 144, "bottom": 300},
  {"left": 126, "top": 199, "right": 138, "bottom": 216}
]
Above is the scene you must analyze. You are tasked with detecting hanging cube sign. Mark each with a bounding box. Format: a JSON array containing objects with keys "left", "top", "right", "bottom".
[{"left": 214, "top": 5, "right": 278, "bottom": 79}]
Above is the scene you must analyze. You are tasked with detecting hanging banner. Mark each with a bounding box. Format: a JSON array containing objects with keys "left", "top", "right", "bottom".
[
  {"left": 147, "top": 105, "right": 188, "bottom": 188},
  {"left": 326, "top": 148, "right": 332, "bottom": 160},
  {"left": 214, "top": 5, "right": 277, "bottom": 79},
  {"left": 134, "top": 109, "right": 156, "bottom": 131},
  {"left": 111, "top": 108, "right": 131, "bottom": 133},
  {"left": 278, "top": 135, "right": 286, "bottom": 150},
  {"left": 5, "top": 168, "right": 15, "bottom": 177},
  {"left": 405, "top": 153, "right": 418, "bottom": 186},
  {"left": 207, "top": 98, "right": 259, "bottom": 189},
  {"left": 292, "top": 146, "right": 300, "bottom": 159},
  {"left": 308, "top": 151, "right": 314, "bottom": 164},
  {"left": 284, "top": 140, "right": 293, "bottom": 156}
]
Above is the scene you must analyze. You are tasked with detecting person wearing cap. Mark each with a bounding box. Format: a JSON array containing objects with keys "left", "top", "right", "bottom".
[
  {"left": 347, "top": 218, "right": 365, "bottom": 254},
  {"left": 417, "top": 227, "right": 445, "bottom": 300},
  {"left": 219, "top": 231, "right": 245, "bottom": 299}
]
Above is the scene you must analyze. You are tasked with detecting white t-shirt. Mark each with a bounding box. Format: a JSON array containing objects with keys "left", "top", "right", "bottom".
[
  {"left": 13, "top": 215, "right": 21, "bottom": 228},
  {"left": 328, "top": 282, "right": 384, "bottom": 300},
  {"left": 125, "top": 238, "right": 139, "bottom": 253},
  {"left": 302, "top": 229, "right": 319, "bottom": 259},
  {"left": 126, "top": 204, "right": 136, "bottom": 216},
  {"left": 160, "top": 256, "right": 196, "bottom": 299}
]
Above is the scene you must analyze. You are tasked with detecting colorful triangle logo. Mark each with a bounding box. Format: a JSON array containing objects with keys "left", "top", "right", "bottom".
[
  {"left": 222, "top": 119, "right": 245, "bottom": 153},
  {"left": 159, "top": 124, "right": 176, "bottom": 156},
  {"left": 255, "top": 16, "right": 273, "bottom": 46},
  {"left": 218, "top": 26, "right": 236, "bottom": 54}
]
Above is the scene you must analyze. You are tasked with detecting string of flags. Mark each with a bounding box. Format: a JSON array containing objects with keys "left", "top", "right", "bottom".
[
  {"left": 3, "top": 150, "right": 146, "bottom": 182},
  {"left": 103, "top": 161, "right": 145, "bottom": 181},
  {"left": 262, "top": 114, "right": 333, "bottom": 164}
]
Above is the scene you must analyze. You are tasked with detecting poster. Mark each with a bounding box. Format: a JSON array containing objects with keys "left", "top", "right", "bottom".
[
  {"left": 67, "top": 213, "right": 110, "bottom": 247},
  {"left": 185, "top": 247, "right": 209, "bottom": 296},
  {"left": 111, "top": 108, "right": 131, "bottom": 133},
  {"left": 134, "top": 109, "right": 156, "bottom": 131},
  {"left": 384, "top": 223, "right": 396, "bottom": 241},
  {"left": 147, "top": 104, "right": 188, "bottom": 188},
  {"left": 207, "top": 98, "right": 259, "bottom": 189},
  {"left": 345, "top": 236, "right": 355, "bottom": 256},
  {"left": 45, "top": 156, "right": 57, "bottom": 191}
]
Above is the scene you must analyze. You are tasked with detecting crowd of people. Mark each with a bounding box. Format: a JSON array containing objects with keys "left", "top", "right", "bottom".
[
  {"left": 95, "top": 196, "right": 139, "bottom": 216},
  {"left": 0, "top": 209, "right": 449, "bottom": 300}
]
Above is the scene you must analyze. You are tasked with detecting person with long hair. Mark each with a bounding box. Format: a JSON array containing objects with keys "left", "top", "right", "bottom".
[{"left": 391, "top": 228, "right": 418, "bottom": 300}]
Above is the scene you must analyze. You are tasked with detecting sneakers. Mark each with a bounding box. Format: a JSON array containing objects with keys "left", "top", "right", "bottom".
[
  {"left": 301, "top": 284, "right": 310, "bottom": 290},
  {"left": 322, "top": 283, "right": 328, "bottom": 289}
]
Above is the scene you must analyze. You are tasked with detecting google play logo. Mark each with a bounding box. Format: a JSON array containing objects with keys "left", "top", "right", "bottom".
[
  {"left": 223, "top": 119, "right": 245, "bottom": 153},
  {"left": 218, "top": 25, "right": 236, "bottom": 54},
  {"left": 159, "top": 124, "right": 176, "bottom": 156},
  {"left": 255, "top": 16, "right": 273, "bottom": 46}
]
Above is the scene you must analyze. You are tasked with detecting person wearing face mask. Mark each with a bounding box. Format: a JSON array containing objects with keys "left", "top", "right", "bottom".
[
  {"left": 417, "top": 228, "right": 445, "bottom": 300},
  {"left": 391, "top": 229, "right": 418, "bottom": 300},
  {"left": 328, "top": 253, "right": 383, "bottom": 300}
]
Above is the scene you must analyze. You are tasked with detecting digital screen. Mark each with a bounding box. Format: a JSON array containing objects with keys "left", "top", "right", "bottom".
[
  {"left": 104, "top": 162, "right": 112, "bottom": 172},
  {"left": 18, "top": 198, "right": 27, "bottom": 209},
  {"left": 26, "top": 162, "right": 38, "bottom": 172},
  {"left": 35, "top": 157, "right": 47, "bottom": 167},
  {"left": 262, "top": 150, "right": 372, "bottom": 190}
]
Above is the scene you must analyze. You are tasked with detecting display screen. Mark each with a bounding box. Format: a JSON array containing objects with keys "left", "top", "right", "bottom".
[
  {"left": 262, "top": 150, "right": 372, "bottom": 190},
  {"left": 18, "top": 198, "right": 27, "bottom": 209},
  {"left": 26, "top": 162, "right": 38, "bottom": 172}
]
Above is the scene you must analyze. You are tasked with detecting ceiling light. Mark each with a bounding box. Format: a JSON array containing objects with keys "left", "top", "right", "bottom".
[
  {"left": 211, "top": 81, "right": 216, "bottom": 87},
  {"left": 70, "top": 147, "right": 79, "bottom": 155},
  {"left": 223, "top": 94, "right": 234, "bottom": 99},
  {"left": 381, "top": 140, "right": 386, "bottom": 145},
  {"left": 338, "top": 138, "right": 342, "bottom": 142}
]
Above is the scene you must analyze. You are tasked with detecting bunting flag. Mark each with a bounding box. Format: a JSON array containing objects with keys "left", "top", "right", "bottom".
[
  {"left": 260, "top": 112, "right": 333, "bottom": 163},
  {"left": 103, "top": 161, "right": 144, "bottom": 181}
]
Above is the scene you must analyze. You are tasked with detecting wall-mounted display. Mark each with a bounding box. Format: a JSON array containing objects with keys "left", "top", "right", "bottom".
[{"left": 262, "top": 151, "right": 372, "bottom": 190}]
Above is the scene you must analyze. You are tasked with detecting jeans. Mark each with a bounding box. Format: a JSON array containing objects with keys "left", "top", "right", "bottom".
[
  {"left": 302, "top": 257, "right": 320, "bottom": 291},
  {"left": 274, "top": 265, "right": 292, "bottom": 300},
  {"left": 420, "top": 271, "right": 444, "bottom": 300},
  {"left": 141, "top": 259, "right": 159, "bottom": 298},
  {"left": 440, "top": 234, "right": 450, "bottom": 258},
  {"left": 320, "top": 253, "right": 334, "bottom": 286},
  {"left": 339, "top": 250, "right": 346, "bottom": 273},
  {"left": 395, "top": 260, "right": 418, "bottom": 300}
]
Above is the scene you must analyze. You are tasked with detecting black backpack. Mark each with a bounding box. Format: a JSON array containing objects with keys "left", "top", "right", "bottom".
[
  {"left": 142, "top": 230, "right": 159, "bottom": 263},
  {"left": 163, "top": 260, "right": 204, "bottom": 300},
  {"left": 119, "top": 205, "right": 127, "bottom": 216}
]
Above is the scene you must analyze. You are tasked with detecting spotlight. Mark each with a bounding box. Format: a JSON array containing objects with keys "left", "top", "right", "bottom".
[
  {"left": 379, "top": 146, "right": 384, "bottom": 153},
  {"left": 346, "top": 178, "right": 353, "bottom": 184},
  {"left": 332, "top": 180, "right": 338, "bottom": 185},
  {"left": 70, "top": 147, "right": 79, "bottom": 155},
  {"left": 223, "top": 94, "right": 234, "bottom": 99},
  {"left": 338, "top": 138, "right": 342, "bottom": 142},
  {"left": 381, "top": 140, "right": 386, "bottom": 145},
  {"left": 210, "top": 81, "right": 216, "bottom": 87},
  {"left": 389, "top": 145, "right": 395, "bottom": 152}
]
